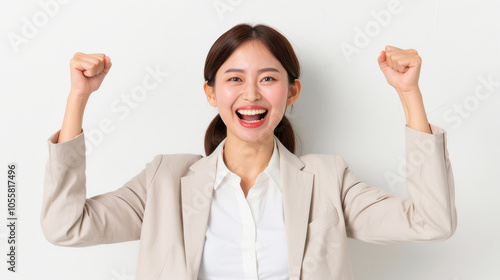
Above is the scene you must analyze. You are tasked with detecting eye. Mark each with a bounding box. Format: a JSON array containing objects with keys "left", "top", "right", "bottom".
[
  {"left": 262, "top": 77, "right": 276, "bottom": 82},
  {"left": 228, "top": 77, "right": 242, "bottom": 82}
]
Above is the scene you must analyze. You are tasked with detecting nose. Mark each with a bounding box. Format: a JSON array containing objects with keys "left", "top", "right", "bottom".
[{"left": 242, "top": 81, "right": 261, "bottom": 101}]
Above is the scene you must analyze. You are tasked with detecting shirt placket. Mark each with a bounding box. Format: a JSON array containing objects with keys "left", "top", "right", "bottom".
[{"left": 231, "top": 174, "right": 259, "bottom": 280}]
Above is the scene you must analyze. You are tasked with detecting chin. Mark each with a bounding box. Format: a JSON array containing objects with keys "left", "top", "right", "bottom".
[{"left": 233, "top": 129, "right": 275, "bottom": 143}]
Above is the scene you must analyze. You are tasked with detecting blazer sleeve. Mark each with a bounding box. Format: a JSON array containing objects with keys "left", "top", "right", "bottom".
[
  {"left": 40, "top": 128, "right": 163, "bottom": 247},
  {"left": 339, "top": 123, "right": 457, "bottom": 244}
]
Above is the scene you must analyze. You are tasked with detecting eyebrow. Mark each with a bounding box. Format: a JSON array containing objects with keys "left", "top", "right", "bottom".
[{"left": 224, "top": 67, "right": 280, "bottom": 74}]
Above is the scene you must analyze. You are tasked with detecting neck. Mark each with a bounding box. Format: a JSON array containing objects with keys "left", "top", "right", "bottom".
[{"left": 222, "top": 133, "right": 274, "bottom": 181}]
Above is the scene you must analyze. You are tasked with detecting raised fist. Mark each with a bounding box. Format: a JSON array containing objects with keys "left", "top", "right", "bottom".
[{"left": 69, "top": 52, "right": 112, "bottom": 97}]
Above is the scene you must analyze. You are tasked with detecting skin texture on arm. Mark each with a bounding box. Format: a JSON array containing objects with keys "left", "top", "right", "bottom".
[
  {"left": 400, "top": 88, "right": 432, "bottom": 133},
  {"left": 57, "top": 93, "right": 88, "bottom": 143},
  {"left": 56, "top": 53, "right": 112, "bottom": 143},
  {"left": 377, "top": 45, "right": 432, "bottom": 134}
]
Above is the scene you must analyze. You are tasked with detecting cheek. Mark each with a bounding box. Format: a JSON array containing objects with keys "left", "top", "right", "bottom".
[
  {"left": 218, "top": 86, "right": 238, "bottom": 100},
  {"left": 264, "top": 85, "right": 288, "bottom": 122},
  {"left": 215, "top": 86, "right": 238, "bottom": 111},
  {"left": 265, "top": 84, "right": 288, "bottom": 108}
]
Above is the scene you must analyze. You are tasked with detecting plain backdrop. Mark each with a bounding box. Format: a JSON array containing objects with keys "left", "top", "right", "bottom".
[{"left": 1, "top": 0, "right": 499, "bottom": 279}]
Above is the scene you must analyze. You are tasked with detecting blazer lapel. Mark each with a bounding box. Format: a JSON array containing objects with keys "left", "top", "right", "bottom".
[
  {"left": 275, "top": 136, "right": 314, "bottom": 279},
  {"left": 181, "top": 139, "right": 225, "bottom": 280},
  {"left": 180, "top": 135, "right": 314, "bottom": 280}
]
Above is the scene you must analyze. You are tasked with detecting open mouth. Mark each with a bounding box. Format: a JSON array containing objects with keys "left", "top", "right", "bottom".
[{"left": 236, "top": 109, "right": 268, "bottom": 123}]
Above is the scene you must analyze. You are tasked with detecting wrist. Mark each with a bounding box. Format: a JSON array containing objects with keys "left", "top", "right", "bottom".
[
  {"left": 69, "top": 87, "right": 92, "bottom": 98},
  {"left": 401, "top": 90, "right": 425, "bottom": 111},
  {"left": 396, "top": 85, "right": 420, "bottom": 95},
  {"left": 68, "top": 91, "right": 90, "bottom": 103},
  {"left": 66, "top": 92, "right": 89, "bottom": 115}
]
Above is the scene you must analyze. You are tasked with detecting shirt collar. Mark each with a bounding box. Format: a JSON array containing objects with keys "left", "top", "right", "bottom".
[{"left": 214, "top": 136, "right": 282, "bottom": 193}]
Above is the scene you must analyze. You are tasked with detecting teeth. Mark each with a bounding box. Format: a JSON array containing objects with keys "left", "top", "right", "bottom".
[
  {"left": 237, "top": 109, "right": 267, "bottom": 115},
  {"left": 241, "top": 118, "right": 264, "bottom": 123}
]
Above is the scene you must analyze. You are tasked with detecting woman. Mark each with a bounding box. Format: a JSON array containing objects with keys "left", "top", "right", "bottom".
[{"left": 41, "top": 23, "right": 457, "bottom": 280}]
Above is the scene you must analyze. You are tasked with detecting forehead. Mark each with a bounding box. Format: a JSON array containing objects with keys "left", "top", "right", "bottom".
[{"left": 218, "top": 40, "right": 283, "bottom": 72}]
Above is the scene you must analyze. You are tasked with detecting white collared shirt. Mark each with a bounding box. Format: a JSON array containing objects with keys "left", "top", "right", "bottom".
[{"left": 197, "top": 137, "right": 289, "bottom": 280}]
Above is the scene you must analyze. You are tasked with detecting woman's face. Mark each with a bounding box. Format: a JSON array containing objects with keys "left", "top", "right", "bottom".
[{"left": 204, "top": 40, "right": 300, "bottom": 144}]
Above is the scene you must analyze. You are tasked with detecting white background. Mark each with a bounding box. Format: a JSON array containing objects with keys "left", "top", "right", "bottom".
[{"left": 1, "top": 0, "right": 499, "bottom": 279}]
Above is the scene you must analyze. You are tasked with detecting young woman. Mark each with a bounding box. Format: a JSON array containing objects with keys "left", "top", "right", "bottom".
[{"left": 41, "top": 23, "right": 457, "bottom": 280}]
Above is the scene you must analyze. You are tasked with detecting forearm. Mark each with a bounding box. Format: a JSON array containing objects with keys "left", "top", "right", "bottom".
[
  {"left": 57, "top": 92, "right": 89, "bottom": 143},
  {"left": 399, "top": 87, "right": 432, "bottom": 134}
]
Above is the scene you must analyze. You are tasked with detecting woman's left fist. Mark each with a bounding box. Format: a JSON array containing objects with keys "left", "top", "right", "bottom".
[{"left": 377, "top": 45, "right": 421, "bottom": 94}]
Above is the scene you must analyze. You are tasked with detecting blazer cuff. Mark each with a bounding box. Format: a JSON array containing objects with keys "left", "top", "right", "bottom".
[
  {"left": 404, "top": 123, "right": 447, "bottom": 160},
  {"left": 405, "top": 123, "right": 444, "bottom": 136},
  {"left": 47, "top": 128, "right": 86, "bottom": 167}
]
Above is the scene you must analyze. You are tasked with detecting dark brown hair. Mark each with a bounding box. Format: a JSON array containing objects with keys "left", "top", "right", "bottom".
[{"left": 203, "top": 23, "right": 301, "bottom": 156}]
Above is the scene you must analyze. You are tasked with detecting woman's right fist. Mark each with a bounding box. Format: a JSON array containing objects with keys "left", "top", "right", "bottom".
[{"left": 69, "top": 52, "right": 112, "bottom": 97}]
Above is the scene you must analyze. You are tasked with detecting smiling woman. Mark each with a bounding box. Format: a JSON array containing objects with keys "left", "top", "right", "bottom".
[
  {"left": 202, "top": 24, "right": 302, "bottom": 156},
  {"left": 41, "top": 22, "right": 456, "bottom": 280}
]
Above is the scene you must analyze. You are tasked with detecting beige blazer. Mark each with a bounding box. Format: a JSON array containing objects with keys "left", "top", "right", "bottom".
[{"left": 41, "top": 123, "right": 457, "bottom": 280}]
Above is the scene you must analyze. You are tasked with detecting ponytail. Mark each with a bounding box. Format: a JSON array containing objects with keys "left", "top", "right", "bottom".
[
  {"left": 203, "top": 23, "right": 301, "bottom": 156},
  {"left": 204, "top": 114, "right": 227, "bottom": 156}
]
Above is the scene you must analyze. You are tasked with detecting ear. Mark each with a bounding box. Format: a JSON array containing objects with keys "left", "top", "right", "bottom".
[
  {"left": 286, "top": 79, "right": 301, "bottom": 106},
  {"left": 204, "top": 81, "right": 217, "bottom": 107}
]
